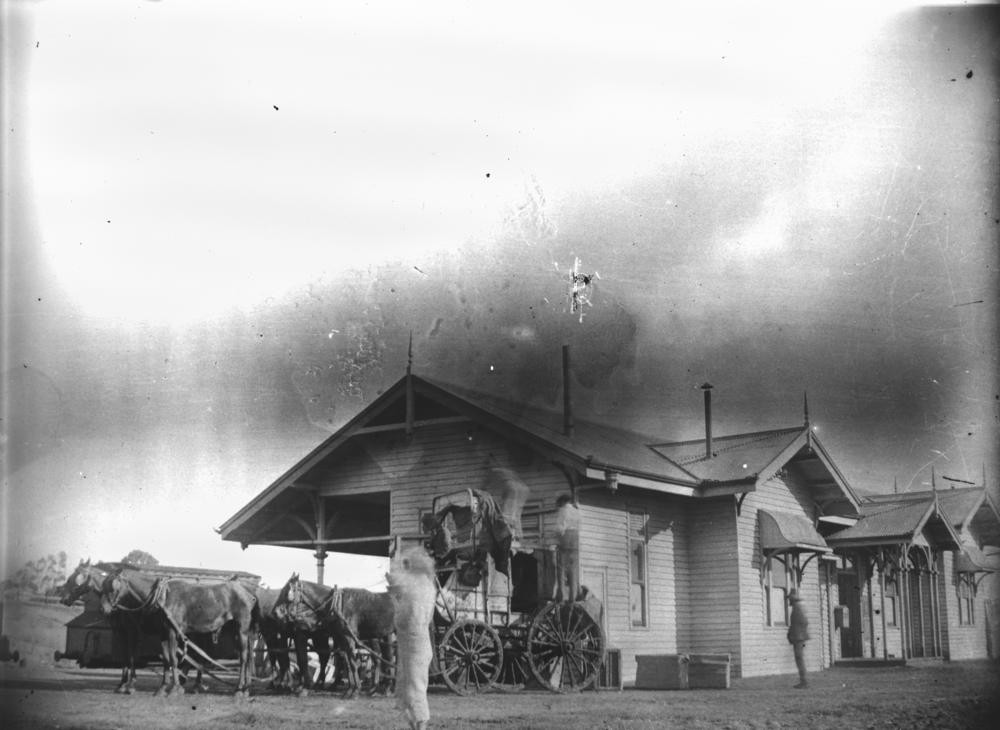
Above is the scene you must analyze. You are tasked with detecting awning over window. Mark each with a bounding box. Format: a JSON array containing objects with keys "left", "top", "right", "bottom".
[
  {"left": 955, "top": 551, "right": 999, "bottom": 574},
  {"left": 759, "top": 509, "right": 830, "bottom": 555}
]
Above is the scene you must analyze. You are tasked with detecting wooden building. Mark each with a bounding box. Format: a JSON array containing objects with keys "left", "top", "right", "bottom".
[
  {"left": 825, "top": 485, "right": 1000, "bottom": 665},
  {"left": 218, "top": 357, "right": 999, "bottom": 682}
]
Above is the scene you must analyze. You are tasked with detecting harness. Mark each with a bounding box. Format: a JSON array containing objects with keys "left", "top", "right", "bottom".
[
  {"left": 106, "top": 574, "right": 163, "bottom": 613},
  {"left": 288, "top": 583, "right": 342, "bottom": 625},
  {"left": 286, "top": 582, "right": 394, "bottom": 669}
]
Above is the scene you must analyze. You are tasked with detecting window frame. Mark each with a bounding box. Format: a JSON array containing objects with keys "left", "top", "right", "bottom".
[
  {"left": 519, "top": 499, "right": 545, "bottom": 547},
  {"left": 628, "top": 509, "right": 649, "bottom": 628},
  {"left": 956, "top": 572, "right": 976, "bottom": 626},
  {"left": 884, "top": 571, "right": 899, "bottom": 628}
]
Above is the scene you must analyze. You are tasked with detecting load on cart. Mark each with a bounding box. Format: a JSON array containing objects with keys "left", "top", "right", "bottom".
[{"left": 419, "top": 488, "right": 605, "bottom": 694}]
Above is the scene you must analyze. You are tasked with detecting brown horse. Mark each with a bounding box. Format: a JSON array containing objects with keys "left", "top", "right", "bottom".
[
  {"left": 274, "top": 573, "right": 395, "bottom": 698},
  {"left": 58, "top": 559, "right": 109, "bottom": 608},
  {"left": 93, "top": 566, "right": 171, "bottom": 693},
  {"left": 261, "top": 575, "right": 338, "bottom": 696},
  {"left": 101, "top": 570, "right": 258, "bottom": 697},
  {"left": 238, "top": 582, "right": 295, "bottom": 692}
]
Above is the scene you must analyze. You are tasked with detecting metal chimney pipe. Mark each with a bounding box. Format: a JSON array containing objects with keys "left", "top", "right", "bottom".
[
  {"left": 563, "top": 345, "right": 574, "bottom": 438},
  {"left": 701, "top": 383, "right": 713, "bottom": 458}
]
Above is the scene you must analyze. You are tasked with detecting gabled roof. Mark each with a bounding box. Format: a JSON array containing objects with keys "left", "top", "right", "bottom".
[
  {"left": 863, "top": 486, "right": 1000, "bottom": 547},
  {"left": 651, "top": 425, "right": 861, "bottom": 515},
  {"left": 218, "top": 371, "right": 863, "bottom": 544},
  {"left": 652, "top": 427, "right": 803, "bottom": 483},
  {"left": 825, "top": 495, "right": 962, "bottom": 549},
  {"left": 420, "top": 376, "right": 698, "bottom": 487},
  {"left": 218, "top": 374, "right": 703, "bottom": 542}
]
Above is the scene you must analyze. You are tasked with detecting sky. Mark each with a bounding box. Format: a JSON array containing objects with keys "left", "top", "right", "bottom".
[{"left": 2, "top": 1, "right": 997, "bottom": 589}]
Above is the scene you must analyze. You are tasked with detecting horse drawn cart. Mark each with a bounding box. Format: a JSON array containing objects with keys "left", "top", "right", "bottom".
[{"left": 421, "top": 488, "right": 605, "bottom": 695}]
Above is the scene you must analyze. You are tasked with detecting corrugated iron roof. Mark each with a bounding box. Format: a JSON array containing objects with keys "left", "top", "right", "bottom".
[
  {"left": 650, "top": 427, "right": 804, "bottom": 483},
  {"left": 826, "top": 499, "right": 936, "bottom": 542},
  {"left": 421, "top": 376, "right": 697, "bottom": 484},
  {"left": 865, "top": 488, "right": 984, "bottom": 529}
]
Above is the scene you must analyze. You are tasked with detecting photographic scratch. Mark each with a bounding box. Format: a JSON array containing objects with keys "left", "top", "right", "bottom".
[{"left": 952, "top": 300, "right": 984, "bottom": 307}]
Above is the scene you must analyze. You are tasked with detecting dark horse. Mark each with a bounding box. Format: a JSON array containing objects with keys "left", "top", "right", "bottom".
[
  {"left": 238, "top": 582, "right": 295, "bottom": 692},
  {"left": 100, "top": 569, "right": 258, "bottom": 697},
  {"left": 61, "top": 562, "right": 167, "bottom": 693},
  {"left": 62, "top": 561, "right": 215, "bottom": 693},
  {"left": 274, "top": 573, "right": 395, "bottom": 698}
]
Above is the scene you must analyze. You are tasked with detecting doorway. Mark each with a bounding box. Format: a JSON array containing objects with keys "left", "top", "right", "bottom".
[{"left": 837, "top": 570, "right": 864, "bottom": 658}]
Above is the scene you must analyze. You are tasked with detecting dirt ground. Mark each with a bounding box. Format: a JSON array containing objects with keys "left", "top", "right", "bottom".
[{"left": 1, "top": 658, "right": 997, "bottom": 730}]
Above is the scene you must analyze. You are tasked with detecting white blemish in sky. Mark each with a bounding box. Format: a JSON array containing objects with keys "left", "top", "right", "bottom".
[{"left": 2, "top": 0, "right": 995, "bottom": 585}]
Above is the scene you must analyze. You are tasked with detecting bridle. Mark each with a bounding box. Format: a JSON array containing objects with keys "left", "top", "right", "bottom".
[
  {"left": 63, "top": 567, "right": 106, "bottom": 604},
  {"left": 103, "top": 573, "right": 162, "bottom": 614},
  {"left": 284, "top": 577, "right": 340, "bottom": 625}
]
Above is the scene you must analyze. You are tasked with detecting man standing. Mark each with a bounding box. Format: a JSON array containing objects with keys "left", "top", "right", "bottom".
[{"left": 787, "top": 587, "right": 810, "bottom": 689}]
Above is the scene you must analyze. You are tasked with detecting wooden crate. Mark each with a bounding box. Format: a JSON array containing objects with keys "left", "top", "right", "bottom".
[
  {"left": 634, "top": 654, "right": 689, "bottom": 690},
  {"left": 596, "top": 648, "right": 623, "bottom": 691},
  {"left": 687, "top": 653, "right": 731, "bottom": 689}
]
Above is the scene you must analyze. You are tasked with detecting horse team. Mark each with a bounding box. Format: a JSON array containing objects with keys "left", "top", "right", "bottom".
[{"left": 58, "top": 559, "right": 397, "bottom": 699}]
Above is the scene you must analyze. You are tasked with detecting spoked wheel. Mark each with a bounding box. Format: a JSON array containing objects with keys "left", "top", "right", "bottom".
[
  {"left": 495, "top": 623, "right": 531, "bottom": 692},
  {"left": 438, "top": 619, "right": 504, "bottom": 695},
  {"left": 527, "top": 601, "right": 605, "bottom": 693}
]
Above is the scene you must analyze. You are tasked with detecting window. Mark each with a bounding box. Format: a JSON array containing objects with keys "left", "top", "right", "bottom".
[
  {"left": 519, "top": 499, "right": 544, "bottom": 545},
  {"left": 884, "top": 573, "right": 898, "bottom": 627},
  {"left": 957, "top": 573, "right": 976, "bottom": 625},
  {"left": 764, "top": 555, "right": 792, "bottom": 626},
  {"left": 628, "top": 510, "right": 649, "bottom": 627}
]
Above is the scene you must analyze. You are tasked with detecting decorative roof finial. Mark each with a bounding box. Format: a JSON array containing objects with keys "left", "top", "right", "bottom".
[
  {"left": 407, "top": 330, "right": 413, "bottom": 375},
  {"left": 931, "top": 466, "right": 938, "bottom": 504},
  {"left": 803, "top": 391, "right": 810, "bottom": 427},
  {"left": 893, "top": 476, "right": 898, "bottom": 495}
]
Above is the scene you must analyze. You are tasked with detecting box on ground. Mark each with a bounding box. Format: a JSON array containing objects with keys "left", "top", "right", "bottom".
[{"left": 633, "top": 653, "right": 730, "bottom": 690}]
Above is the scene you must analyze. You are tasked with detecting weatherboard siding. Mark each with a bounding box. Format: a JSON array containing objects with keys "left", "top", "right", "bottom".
[
  {"left": 315, "top": 422, "right": 571, "bottom": 539},
  {"left": 736, "top": 473, "right": 824, "bottom": 678},
  {"left": 940, "top": 550, "right": 991, "bottom": 661},
  {"left": 685, "top": 497, "right": 742, "bottom": 675},
  {"left": 578, "top": 488, "right": 686, "bottom": 684}
]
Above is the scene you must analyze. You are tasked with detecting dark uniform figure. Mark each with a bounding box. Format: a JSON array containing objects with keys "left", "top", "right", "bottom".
[{"left": 787, "top": 587, "right": 810, "bottom": 688}]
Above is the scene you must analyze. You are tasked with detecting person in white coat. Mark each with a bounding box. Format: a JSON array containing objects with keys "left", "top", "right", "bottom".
[{"left": 387, "top": 547, "right": 437, "bottom": 729}]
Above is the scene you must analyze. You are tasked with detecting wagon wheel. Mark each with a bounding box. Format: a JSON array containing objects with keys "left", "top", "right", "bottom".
[
  {"left": 494, "top": 623, "right": 531, "bottom": 692},
  {"left": 527, "top": 602, "right": 605, "bottom": 693},
  {"left": 437, "top": 619, "right": 504, "bottom": 695}
]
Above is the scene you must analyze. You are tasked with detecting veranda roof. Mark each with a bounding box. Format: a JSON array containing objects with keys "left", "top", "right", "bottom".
[
  {"left": 825, "top": 496, "right": 962, "bottom": 550},
  {"left": 759, "top": 509, "right": 830, "bottom": 554}
]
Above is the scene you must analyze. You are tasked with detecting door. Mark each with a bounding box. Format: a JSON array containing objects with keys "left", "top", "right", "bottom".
[
  {"left": 837, "top": 571, "right": 863, "bottom": 658},
  {"left": 580, "top": 566, "right": 608, "bottom": 638}
]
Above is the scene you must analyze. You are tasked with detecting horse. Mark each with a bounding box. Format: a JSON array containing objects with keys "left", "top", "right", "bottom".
[
  {"left": 236, "top": 582, "right": 294, "bottom": 692},
  {"left": 87, "top": 565, "right": 171, "bottom": 693},
  {"left": 262, "top": 576, "right": 340, "bottom": 696},
  {"left": 59, "top": 560, "right": 150, "bottom": 691},
  {"left": 58, "top": 559, "right": 109, "bottom": 608},
  {"left": 274, "top": 573, "right": 395, "bottom": 698},
  {"left": 101, "top": 570, "right": 258, "bottom": 698}
]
